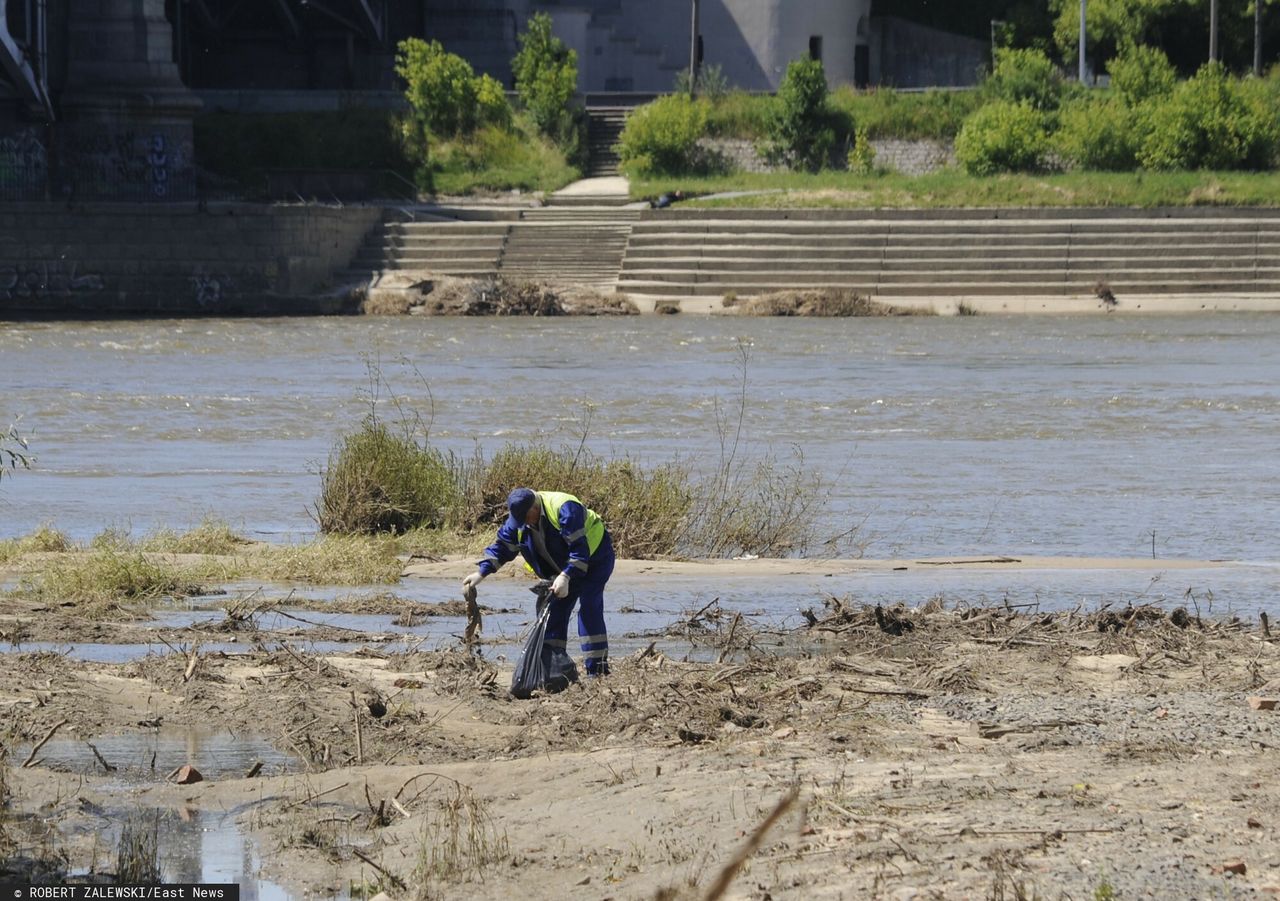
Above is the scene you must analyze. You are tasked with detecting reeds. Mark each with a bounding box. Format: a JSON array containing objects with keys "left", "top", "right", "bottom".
[{"left": 411, "top": 785, "right": 509, "bottom": 890}]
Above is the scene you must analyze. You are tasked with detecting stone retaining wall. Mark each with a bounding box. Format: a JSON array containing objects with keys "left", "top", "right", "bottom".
[
  {"left": 0, "top": 204, "right": 381, "bottom": 317},
  {"left": 701, "top": 137, "right": 955, "bottom": 176}
]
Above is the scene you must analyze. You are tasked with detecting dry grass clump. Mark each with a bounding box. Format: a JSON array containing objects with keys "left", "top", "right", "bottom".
[
  {"left": 417, "top": 277, "right": 563, "bottom": 316},
  {"left": 558, "top": 285, "right": 640, "bottom": 315},
  {"left": 140, "top": 517, "right": 252, "bottom": 556},
  {"left": 411, "top": 784, "right": 510, "bottom": 891},
  {"left": 115, "top": 814, "right": 161, "bottom": 883},
  {"left": 463, "top": 443, "right": 694, "bottom": 559},
  {"left": 0, "top": 525, "right": 71, "bottom": 565},
  {"left": 239, "top": 534, "right": 405, "bottom": 585},
  {"left": 409, "top": 276, "right": 637, "bottom": 317},
  {"left": 361, "top": 293, "right": 414, "bottom": 316},
  {"left": 317, "top": 419, "right": 461, "bottom": 534},
  {"left": 317, "top": 354, "right": 828, "bottom": 558},
  {"left": 11, "top": 546, "right": 213, "bottom": 609},
  {"left": 736, "top": 288, "right": 923, "bottom": 317}
]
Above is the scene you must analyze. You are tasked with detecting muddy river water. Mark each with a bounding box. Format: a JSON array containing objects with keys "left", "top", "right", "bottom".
[{"left": 2, "top": 313, "right": 1279, "bottom": 613}]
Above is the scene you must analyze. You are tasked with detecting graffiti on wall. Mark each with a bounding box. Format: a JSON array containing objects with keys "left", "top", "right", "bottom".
[
  {"left": 147, "top": 134, "right": 170, "bottom": 197},
  {"left": 0, "top": 129, "right": 48, "bottom": 197},
  {"left": 62, "top": 128, "right": 192, "bottom": 200},
  {"left": 190, "top": 271, "right": 233, "bottom": 307},
  {"left": 0, "top": 262, "right": 105, "bottom": 302}
]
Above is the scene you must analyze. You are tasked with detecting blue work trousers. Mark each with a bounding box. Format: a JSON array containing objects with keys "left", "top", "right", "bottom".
[{"left": 543, "top": 533, "right": 614, "bottom": 676}]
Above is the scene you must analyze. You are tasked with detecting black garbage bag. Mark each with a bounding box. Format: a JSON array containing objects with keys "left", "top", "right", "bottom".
[{"left": 510, "top": 582, "right": 578, "bottom": 699}]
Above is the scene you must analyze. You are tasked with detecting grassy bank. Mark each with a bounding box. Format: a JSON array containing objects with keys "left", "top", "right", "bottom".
[
  {"left": 0, "top": 522, "right": 478, "bottom": 613},
  {"left": 632, "top": 169, "right": 1280, "bottom": 210}
]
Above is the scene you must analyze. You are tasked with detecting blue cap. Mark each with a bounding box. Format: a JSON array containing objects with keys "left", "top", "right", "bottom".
[{"left": 508, "top": 487, "right": 536, "bottom": 523}]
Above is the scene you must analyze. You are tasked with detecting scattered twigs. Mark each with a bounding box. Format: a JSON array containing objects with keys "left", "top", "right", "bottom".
[
  {"left": 845, "top": 685, "right": 931, "bottom": 700},
  {"left": 351, "top": 847, "right": 407, "bottom": 891},
  {"left": 22, "top": 719, "right": 68, "bottom": 767},
  {"left": 282, "top": 780, "right": 350, "bottom": 811},
  {"left": 940, "top": 826, "right": 1117, "bottom": 837},
  {"left": 86, "top": 741, "right": 116, "bottom": 772},
  {"left": 703, "top": 787, "right": 800, "bottom": 901},
  {"left": 716, "top": 613, "right": 742, "bottom": 664},
  {"left": 351, "top": 692, "right": 364, "bottom": 765}
]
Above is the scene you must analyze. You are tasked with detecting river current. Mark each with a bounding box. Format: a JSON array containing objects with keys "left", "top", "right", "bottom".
[{"left": 2, "top": 314, "right": 1279, "bottom": 567}]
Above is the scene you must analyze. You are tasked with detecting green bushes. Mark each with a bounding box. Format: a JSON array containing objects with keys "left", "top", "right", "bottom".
[
  {"left": 317, "top": 419, "right": 460, "bottom": 534},
  {"left": 764, "top": 57, "right": 842, "bottom": 171},
  {"left": 1138, "top": 62, "right": 1280, "bottom": 171},
  {"left": 1108, "top": 43, "right": 1176, "bottom": 105},
  {"left": 1054, "top": 96, "right": 1142, "bottom": 171},
  {"left": 955, "top": 101, "right": 1050, "bottom": 175},
  {"left": 428, "top": 122, "right": 579, "bottom": 194},
  {"left": 829, "top": 87, "right": 983, "bottom": 140},
  {"left": 472, "top": 444, "right": 694, "bottom": 559},
  {"left": 617, "top": 94, "right": 710, "bottom": 176},
  {"left": 513, "top": 12, "right": 579, "bottom": 141},
  {"left": 316, "top": 408, "right": 828, "bottom": 558},
  {"left": 392, "top": 23, "right": 580, "bottom": 195},
  {"left": 982, "top": 48, "right": 1064, "bottom": 111},
  {"left": 395, "top": 39, "right": 511, "bottom": 138}
]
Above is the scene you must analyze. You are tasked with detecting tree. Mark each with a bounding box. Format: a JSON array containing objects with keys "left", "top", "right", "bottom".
[
  {"left": 765, "top": 57, "right": 837, "bottom": 172},
  {"left": 1138, "top": 61, "right": 1280, "bottom": 169},
  {"left": 513, "top": 13, "right": 579, "bottom": 140},
  {"left": 1049, "top": 0, "right": 1191, "bottom": 68},
  {"left": 983, "top": 47, "right": 1064, "bottom": 111},
  {"left": 395, "top": 39, "right": 511, "bottom": 138}
]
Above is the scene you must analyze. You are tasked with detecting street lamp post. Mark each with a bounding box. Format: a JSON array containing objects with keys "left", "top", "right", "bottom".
[
  {"left": 1255, "top": 0, "right": 1264, "bottom": 76},
  {"left": 1210, "top": 0, "right": 1219, "bottom": 62},
  {"left": 689, "top": 0, "right": 701, "bottom": 97},
  {"left": 1079, "top": 0, "right": 1087, "bottom": 83}
]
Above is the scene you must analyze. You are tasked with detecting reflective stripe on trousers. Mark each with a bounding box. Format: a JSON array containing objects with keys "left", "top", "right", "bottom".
[{"left": 543, "top": 533, "right": 614, "bottom": 676}]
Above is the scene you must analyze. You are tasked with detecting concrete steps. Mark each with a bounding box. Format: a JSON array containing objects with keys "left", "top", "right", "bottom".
[
  {"left": 342, "top": 216, "right": 509, "bottom": 285},
  {"left": 497, "top": 206, "right": 641, "bottom": 289},
  {"left": 617, "top": 213, "right": 1280, "bottom": 299},
  {"left": 585, "top": 107, "right": 629, "bottom": 178}
]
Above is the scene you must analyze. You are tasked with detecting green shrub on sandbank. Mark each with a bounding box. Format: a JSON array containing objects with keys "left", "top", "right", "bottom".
[{"left": 316, "top": 365, "right": 836, "bottom": 559}]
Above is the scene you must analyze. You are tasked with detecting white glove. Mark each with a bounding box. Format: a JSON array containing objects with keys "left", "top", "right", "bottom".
[
  {"left": 462, "top": 571, "right": 485, "bottom": 592},
  {"left": 551, "top": 572, "right": 570, "bottom": 598}
]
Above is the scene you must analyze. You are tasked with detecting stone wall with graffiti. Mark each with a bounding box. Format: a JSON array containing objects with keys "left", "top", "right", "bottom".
[
  {"left": 57, "top": 125, "right": 196, "bottom": 201},
  {"left": 0, "top": 204, "right": 381, "bottom": 316},
  {"left": 0, "top": 128, "right": 49, "bottom": 200}
]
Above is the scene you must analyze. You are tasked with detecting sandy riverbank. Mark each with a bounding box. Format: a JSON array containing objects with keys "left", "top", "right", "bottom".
[{"left": 0, "top": 558, "right": 1276, "bottom": 899}]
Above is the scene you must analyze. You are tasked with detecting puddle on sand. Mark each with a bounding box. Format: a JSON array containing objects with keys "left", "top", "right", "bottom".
[
  {"left": 17, "top": 725, "right": 302, "bottom": 784},
  {"left": 77, "top": 807, "right": 344, "bottom": 900}
]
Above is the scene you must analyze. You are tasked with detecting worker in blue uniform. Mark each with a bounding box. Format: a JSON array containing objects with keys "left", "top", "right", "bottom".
[{"left": 462, "top": 488, "right": 615, "bottom": 676}]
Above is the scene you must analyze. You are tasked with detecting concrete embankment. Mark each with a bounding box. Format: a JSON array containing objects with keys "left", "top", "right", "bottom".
[
  {"left": 0, "top": 202, "right": 380, "bottom": 317},
  {"left": 7, "top": 201, "right": 1280, "bottom": 316}
]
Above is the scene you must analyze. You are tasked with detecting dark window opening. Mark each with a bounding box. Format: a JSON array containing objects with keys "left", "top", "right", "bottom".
[
  {"left": 696, "top": 35, "right": 704, "bottom": 66},
  {"left": 809, "top": 35, "right": 823, "bottom": 61}
]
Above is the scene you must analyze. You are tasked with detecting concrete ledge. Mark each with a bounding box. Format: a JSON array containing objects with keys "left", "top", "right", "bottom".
[
  {"left": 646, "top": 206, "right": 1280, "bottom": 222},
  {"left": 617, "top": 291, "right": 1280, "bottom": 315}
]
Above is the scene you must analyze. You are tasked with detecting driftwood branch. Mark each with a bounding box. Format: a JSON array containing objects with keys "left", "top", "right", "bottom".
[
  {"left": 703, "top": 787, "right": 799, "bottom": 901},
  {"left": 22, "top": 719, "right": 68, "bottom": 767}
]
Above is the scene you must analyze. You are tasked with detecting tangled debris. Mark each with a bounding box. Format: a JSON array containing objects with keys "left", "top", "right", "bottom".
[
  {"left": 727, "top": 288, "right": 922, "bottom": 317},
  {"left": 362, "top": 275, "right": 638, "bottom": 317}
]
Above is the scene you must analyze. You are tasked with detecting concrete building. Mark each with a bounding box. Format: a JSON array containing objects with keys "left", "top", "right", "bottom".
[
  {"left": 0, "top": 1, "right": 987, "bottom": 201},
  {"left": 535, "top": 0, "right": 873, "bottom": 93}
]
